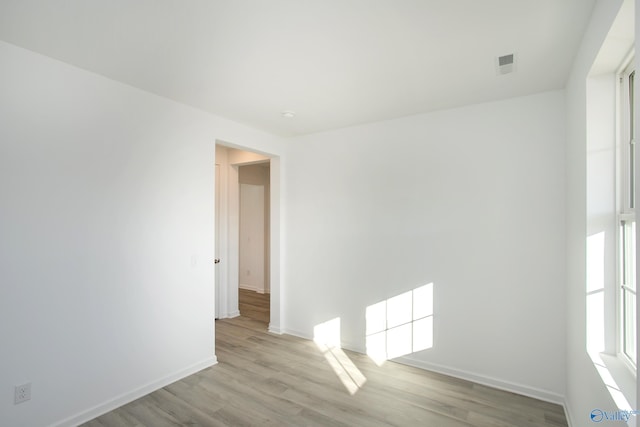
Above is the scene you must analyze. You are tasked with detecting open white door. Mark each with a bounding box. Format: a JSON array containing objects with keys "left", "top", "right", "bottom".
[{"left": 214, "top": 163, "right": 221, "bottom": 319}]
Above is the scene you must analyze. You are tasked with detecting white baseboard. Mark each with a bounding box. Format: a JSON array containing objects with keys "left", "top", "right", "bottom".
[
  {"left": 283, "top": 328, "right": 312, "bottom": 341},
  {"left": 283, "top": 327, "right": 563, "bottom": 406},
  {"left": 563, "top": 400, "right": 576, "bottom": 427},
  {"left": 268, "top": 323, "right": 283, "bottom": 334},
  {"left": 52, "top": 357, "right": 217, "bottom": 427},
  {"left": 395, "top": 355, "right": 565, "bottom": 405},
  {"left": 239, "top": 284, "right": 266, "bottom": 294},
  {"left": 217, "top": 310, "right": 240, "bottom": 319}
]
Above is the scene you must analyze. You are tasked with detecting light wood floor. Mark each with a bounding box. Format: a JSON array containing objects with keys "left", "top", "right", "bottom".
[
  {"left": 239, "top": 288, "right": 270, "bottom": 324},
  {"left": 83, "top": 315, "right": 568, "bottom": 427}
]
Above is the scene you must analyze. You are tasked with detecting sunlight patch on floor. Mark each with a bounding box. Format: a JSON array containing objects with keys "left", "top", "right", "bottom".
[{"left": 314, "top": 317, "right": 367, "bottom": 395}]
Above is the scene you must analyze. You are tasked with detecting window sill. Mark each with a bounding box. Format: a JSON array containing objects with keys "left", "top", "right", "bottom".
[{"left": 599, "top": 352, "right": 637, "bottom": 410}]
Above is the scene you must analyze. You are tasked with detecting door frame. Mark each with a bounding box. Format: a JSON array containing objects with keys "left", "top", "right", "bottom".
[{"left": 214, "top": 141, "right": 282, "bottom": 333}]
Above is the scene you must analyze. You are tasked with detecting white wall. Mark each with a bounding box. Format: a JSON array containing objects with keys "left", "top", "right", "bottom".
[
  {"left": 239, "top": 183, "right": 266, "bottom": 292},
  {"left": 239, "top": 164, "right": 271, "bottom": 293},
  {"left": 586, "top": 73, "right": 618, "bottom": 356},
  {"left": 565, "top": 1, "right": 628, "bottom": 425},
  {"left": 636, "top": 0, "right": 640, "bottom": 414},
  {"left": 0, "top": 41, "right": 283, "bottom": 427},
  {"left": 284, "top": 91, "right": 567, "bottom": 401}
]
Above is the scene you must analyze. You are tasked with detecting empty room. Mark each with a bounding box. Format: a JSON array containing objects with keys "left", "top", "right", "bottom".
[{"left": 0, "top": 1, "right": 638, "bottom": 426}]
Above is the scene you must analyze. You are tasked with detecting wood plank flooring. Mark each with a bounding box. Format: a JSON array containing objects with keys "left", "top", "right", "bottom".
[
  {"left": 83, "top": 315, "right": 568, "bottom": 427},
  {"left": 239, "top": 288, "right": 270, "bottom": 324}
]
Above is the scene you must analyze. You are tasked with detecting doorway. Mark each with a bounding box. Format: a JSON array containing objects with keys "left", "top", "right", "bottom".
[
  {"left": 214, "top": 143, "right": 280, "bottom": 331},
  {"left": 238, "top": 162, "right": 270, "bottom": 323}
]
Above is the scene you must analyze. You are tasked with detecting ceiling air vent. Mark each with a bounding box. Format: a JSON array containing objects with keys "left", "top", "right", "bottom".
[{"left": 496, "top": 53, "right": 516, "bottom": 75}]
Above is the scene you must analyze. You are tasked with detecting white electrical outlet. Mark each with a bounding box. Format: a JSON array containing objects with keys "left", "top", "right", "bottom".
[{"left": 14, "top": 383, "right": 31, "bottom": 404}]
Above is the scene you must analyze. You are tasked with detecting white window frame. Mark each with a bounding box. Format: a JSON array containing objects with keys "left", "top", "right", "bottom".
[{"left": 617, "top": 55, "right": 636, "bottom": 372}]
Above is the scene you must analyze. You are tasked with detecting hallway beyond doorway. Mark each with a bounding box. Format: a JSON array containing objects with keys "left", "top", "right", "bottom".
[{"left": 239, "top": 289, "right": 270, "bottom": 325}]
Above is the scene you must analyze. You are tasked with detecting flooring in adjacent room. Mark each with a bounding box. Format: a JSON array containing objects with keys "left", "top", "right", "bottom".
[
  {"left": 238, "top": 288, "right": 270, "bottom": 324},
  {"left": 83, "top": 295, "right": 567, "bottom": 426}
]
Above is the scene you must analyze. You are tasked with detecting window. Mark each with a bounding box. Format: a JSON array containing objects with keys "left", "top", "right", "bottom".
[{"left": 619, "top": 60, "right": 636, "bottom": 367}]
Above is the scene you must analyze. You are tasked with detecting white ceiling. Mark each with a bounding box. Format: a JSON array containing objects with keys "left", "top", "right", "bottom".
[{"left": 0, "top": 0, "right": 596, "bottom": 136}]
